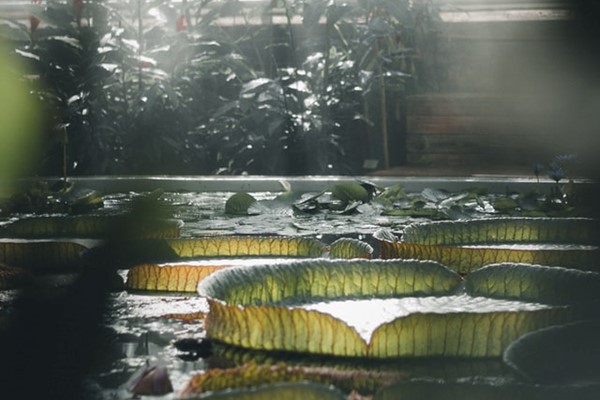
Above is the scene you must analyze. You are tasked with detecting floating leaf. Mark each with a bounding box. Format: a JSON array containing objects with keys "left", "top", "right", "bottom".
[
  {"left": 126, "top": 263, "right": 229, "bottom": 292},
  {"left": 331, "top": 182, "right": 370, "bottom": 204},
  {"left": 225, "top": 193, "right": 258, "bottom": 215},
  {"left": 0, "top": 240, "right": 88, "bottom": 270},
  {"left": 503, "top": 320, "right": 600, "bottom": 384},
  {"left": 183, "top": 381, "right": 345, "bottom": 400},
  {"left": 126, "top": 364, "right": 173, "bottom": 396},
  {"left": 376, "top": 380, "right": 600, "bottom": 400},
  {"left": 199, "top": 259, "right": 461, "bottom": 305},
  {"left": 165, "top": 236, "right": 326, "bottom": 258},
  {"left": 329, "top": 238, "right": 373, "bottom": 259},
  {"left": 466, "top": 263, "right": 600, "bottom": 304},
  {"left": 378, "top": 242, "right": 600, "bottom": 274},
  {"left": 369, "top": 307, "right": 574, "bottom": 358},
  {"left": 0, "top": 216, "right": 182, "bottom": 239},
  {"left": 401, "top": 218, "right": 599, "bottom": 246},
  {"left": 182, "top": 362, "right": 405, "bottom": 396}
]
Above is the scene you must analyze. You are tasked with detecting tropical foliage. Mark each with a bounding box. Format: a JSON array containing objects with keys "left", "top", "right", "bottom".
[{"left": 0, "top": 0, "right": 440, "bottom": 176}]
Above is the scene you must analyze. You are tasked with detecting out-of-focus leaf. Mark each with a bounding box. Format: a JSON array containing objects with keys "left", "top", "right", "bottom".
[
  {"left": 401, "top": 218, "right": 599, "bottom": 246},
  {"left": 0, "top": 240, "right": 88, "bottom": 270},
  {"left": 125, "top": 263, "right": 229, "bottom": 292},
  {"left": 421, "top": 188, "right": 450, "bottom": 203},
  {"left": 165, "top": 236, "right": 327, "bottom": 258},
  {"left": 0, "top": 216, "right": 182, "bottom": 239},
  {"left": 331, "top": 182, "right": 370, "bottom": 204},
  {"left": 466, "top": 263, "right": 600, "bottom": 304},
  {"left": 183, "top": 380, "right": 346, "bottom": 400},
  {"left": 199, "top": 259, "right": 461, "bottom": 305},
  {"left": 329, "top": 238, "right": 373, "bottom": 259},
  {"left": 377, "top": 241, "right": 600, "bottom": 274},
  {"left": 375, "top": 379, "right": 600, "bottom": 400},
  {"left": 504, "top": 320, "right": 600, "bottom": 384},
  {"left": 182, "top": 362, "right": 404, "bottom": 396},
  {"left": 225, "top": 192, "right": 258, "bottom": 215}
]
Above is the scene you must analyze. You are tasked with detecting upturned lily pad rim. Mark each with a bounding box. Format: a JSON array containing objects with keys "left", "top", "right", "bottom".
[{"left": 199, "top": 259, "right": 578, "bottom": 358}]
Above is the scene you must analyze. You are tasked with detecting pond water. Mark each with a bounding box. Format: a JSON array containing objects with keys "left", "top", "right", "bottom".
[{"left": 0, "top": 177, "right": 595, "bottom": 399}]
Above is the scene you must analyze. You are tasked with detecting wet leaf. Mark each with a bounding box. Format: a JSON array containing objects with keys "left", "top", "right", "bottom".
[
  {"left": 165, "top": 236, "right": 327, "bottom": 258},
  {"left": 225, "top": 192, "right": 258, "bottom": 215},
  {"left": 504, "top": 320, "right": 600, "bottom": 384},
  {"left": 466, "top": 263, "right": 600, "bottom": 304},
  {"left": 199, "top": 259, "right": 461, "bottom": 305},
  {"left": 0, "top": 240, "right": 88, "bottom": 270},
  {"left": 183, "top": 361, "right": 404, "bottom": 396},
  {"left": 331, "top": 182, "right": 370, "bottom": 204},
  {"left": 377, "top": 241, "right": 600, "bottom": 274},
  {"left": 401, "top": 218, "right": 599, "bottom": 246},
  {"left": 329, "top": 238, "right": 373, "bottom": 259},
  {"left": 126, "top": 263, "right": 229, "bottom": 292}
]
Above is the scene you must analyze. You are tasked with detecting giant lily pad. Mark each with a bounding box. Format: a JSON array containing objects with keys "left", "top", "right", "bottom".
[
  {"left": 126, "top": 263, "right": 230, "bottom": 293},
  {"left": 199, "top": 259, "right": 577, "bottom": 358},
  {"left": 466, "top": 263, "right": 600, "bottom": 305},
  {"left": 378, "top": 241, "right": 600, "bottom": 274},
  {"left": 0, "top": 240, "right": 89, "bottom": 270},
  {"left": 401, "top": 217, "right": 599, "bottom": 246},
  {"left": 0, "top": 215, "right": 182, "bottom": 239}
]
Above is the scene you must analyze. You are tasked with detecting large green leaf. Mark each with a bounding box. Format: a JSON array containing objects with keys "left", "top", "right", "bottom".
[
  {"left": 369, "top": 308, "right": 574, "bottom": 358},
  {"left": 199, "top": 259, "right": 461, "bottom": 305},
  {"left": 125, "top": 263, "right": 230, "bottom": 293},
  {"left": 200, "top": 260, "right": 578, "bottom": 358},
  {"left": 329, "top": 238, "right": 373, "bottom": 259},
  {"left": 0, "top": 216, "right": 182, "bottom": 239},
  {"left": 0, "top": 240, "right": 88, "bottom": 270},
  {"left": 182, "top": 362, "right": 404, "bottom": 396},
  {"left": 466, "top": 263, "right": 600, "bottom": 304},
  {"left": 165, "top": 237, "right": 326, "bottom": 258},
  {"left": 401, "top": 218, "right": 599, "bottom": 246},
  {"left": 378, "top": 242, "right": 600, "bottom": 274},
  {"left": 503, "top": 320, "right": 600, "bottom": 384}
]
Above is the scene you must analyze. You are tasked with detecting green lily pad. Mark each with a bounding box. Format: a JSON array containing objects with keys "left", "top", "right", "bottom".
[
  {"left": 199, "top": 259, "right": 577, "bottom": 358},
  {"left": 401, "top": 218, "right": 599, "bottom": 246},
  {"left": 225, "top": 192, "right": 258, "bottom": 215},
  {"left": 466, "top": 263, "right": 600, "bottom": 304}
]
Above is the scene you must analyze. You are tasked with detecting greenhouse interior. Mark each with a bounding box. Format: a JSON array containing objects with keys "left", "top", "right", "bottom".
[{"left": 0, "top": 0, "right": 599, "bottom": 399}]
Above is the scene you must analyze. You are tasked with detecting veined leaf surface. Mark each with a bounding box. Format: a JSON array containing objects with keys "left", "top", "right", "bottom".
[
  {"left": 466, "top": 263, "right": 600, "bottom": 304},
  {"left": 401, "top": 218, "right": 598, "bottom": 246},
  {"left": 0, "top": 240, "right": 88, "bottom": 270},
  {"left": 126, "top": 263, "right": 229, "bottom": 292},
  {"left": 165, "top": 236, "right": 326, "bottom": 258},
  {"left": 329, "top": 238, "right": 373, "bottom": 259},
  {"left": 182, "top": 362, "right": 404, "bottom": 396},
  {"left": 378, "top": 241, "right": 599, "bottom": 273},
  {"left": 199, "top": 259, "right": 462, "bottom": 304}
]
